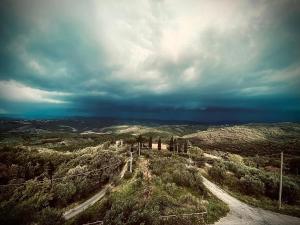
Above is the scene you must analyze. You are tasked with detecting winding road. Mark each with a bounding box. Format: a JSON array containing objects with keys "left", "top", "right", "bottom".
[
  {"left": 63, "top": 160, "right": 129, "bottom": 220},
  {"left": 202, "top": 176, "right": 300, "bottom": 225}
]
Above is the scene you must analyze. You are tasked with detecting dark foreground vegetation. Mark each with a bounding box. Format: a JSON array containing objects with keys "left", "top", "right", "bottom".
[{"left": 0, "top": 145, "right": 124, "bottom": 225}]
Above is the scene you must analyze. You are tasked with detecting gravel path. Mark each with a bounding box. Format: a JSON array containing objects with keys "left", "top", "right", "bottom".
[{"left": 202, "top": 176, "right": 300, "bottom": 225}]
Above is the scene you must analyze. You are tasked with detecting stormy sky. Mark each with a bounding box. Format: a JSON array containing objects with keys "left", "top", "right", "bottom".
[{"left": 0, "top": 0, "right": 300, "bottom": 122}]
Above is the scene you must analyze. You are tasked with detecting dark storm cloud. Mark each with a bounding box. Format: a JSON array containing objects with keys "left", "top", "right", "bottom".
[{"left": 0, "top": 0, "right": 300, "bottom": 121}]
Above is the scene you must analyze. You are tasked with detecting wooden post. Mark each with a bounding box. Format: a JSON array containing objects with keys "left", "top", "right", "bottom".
[
  {"left": 279, "top": 151, "right": 283, "bottom": 209},
  {"left": 130, "top": 152, "right": 133, "bottom": 173}
]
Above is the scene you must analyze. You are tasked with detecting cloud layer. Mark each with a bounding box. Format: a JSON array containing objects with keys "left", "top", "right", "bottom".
[
  {"left": 0, "top": 0, "right": 300, "bottom": 121},
  {"left": 0, "top": 80, "right": 69, "bottom": 104}
]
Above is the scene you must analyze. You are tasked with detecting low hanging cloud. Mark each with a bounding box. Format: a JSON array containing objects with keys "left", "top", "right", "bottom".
[
  {"left": 0, "top": 0, "right": 300, "bottom": 120},
  {"left": 0, "top": 80, "right": 70, "bottom": 104}
]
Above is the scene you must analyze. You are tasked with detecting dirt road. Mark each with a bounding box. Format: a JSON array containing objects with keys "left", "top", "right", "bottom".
[
  {"left": 63, "top": 160, "right": 129, "bottom": 220},
  {"left": 202, "top": 176, "right": 300, "bottom": 225}
]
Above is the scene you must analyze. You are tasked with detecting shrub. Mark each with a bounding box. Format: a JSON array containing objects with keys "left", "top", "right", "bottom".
[
  {"left": 239, "top": 175, "right": 265, "bottom": 196},
  {"left": 170, "top": 168, "right": 205, "bottom": 195},
  {"left": 208, "top": 164, "right": 226, "bottom": 185},
  {"left": 102, "top": 141, "right": 111, "bottom": 149},
  {"left": 282, "top": 179, "right": 300, "bottom": 204},
  {"left": 150, "top": 156, "right": 206, "bottom": 195},
  {"left": 136, "top": 171, "right": 144, "bottom": 179},
  {"left": 190, "top": 153, "right": 206, "bottom": 168},
  {"left": 228, "top": 153, "right": 243, "bottom": 164},
  {"left": 123, "top": 170, "right": 133, "bottom": 180},
  {"left": 225, "top": 161, "right": 247, "bottom": 178},
  {"left": 53, "top": 182, "right": 76, "bottom": 205},
  {"left": 111, "top": 174, "right": 121, "bottom": 186},
  {"left": 103, "top": 195, "right": 160, "bottom": 225},
  {"left": 223, "top": 175, "right": 239, "bottom": 189},
  {"left": 164, "top": 182, "right": 179, "bottom": 195},
  {"left": 289, "top": 158, "right": 300, "bottom": 175},
  {"left": 179, "top": 193, "right": 203, "bottom": 209},
  {"left": 158, "top": 216, "right": 202, "bottom": 225},
  {"left": 36, "top": 207, "right": 63, "bottom": 225},
  {"left": 189, "top": 146, "right": 203, "bottom": 156},
  {"left": 264, "top": 174, "right": 279, "bottom": 200}
]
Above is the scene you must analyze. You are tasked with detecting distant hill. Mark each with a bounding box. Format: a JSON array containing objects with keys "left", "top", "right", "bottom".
[{"left": 184, "top": 123, "right": 300, "bottom": 156}]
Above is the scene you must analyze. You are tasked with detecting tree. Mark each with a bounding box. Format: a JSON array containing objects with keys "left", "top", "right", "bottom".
[
  {"left": 137, "top": 135, "right": 142, "bottom": 144},
  {"left": 169, "top": 137, "right": 174, "bottom": 151},
  {"left": 137, "top": 135, "right": 144, "bottom": 148},
  {"left": 148, "top": 136, "right": 152, "bottom": 149},
  {"left": 184, "top": 141, "right": 188, "bottom": 153},
  {"left": 158, "top": 138, "right": 161, "bottom": 150},
  {"left": 174, "top": 138, "right": 178, "bottom": 152},
  {"left": 130, "top": 144, "right": 134, "bottom": 152},
  {"left": 127, "top": 138, "right": 136, "bottom": 153}
]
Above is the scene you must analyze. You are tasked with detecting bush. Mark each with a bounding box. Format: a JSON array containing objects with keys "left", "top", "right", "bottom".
[
  {"left": 53, "top": 182, "right": 76, "bottom": 205},
  {"left": 264, "top": 174, "right": 279, "bottom": 200},
  {"left": 0, "top": 201, "right": 26, "bottom": 225},
  {"left": 170, "top": 168, "right": 205, "bottom": 195},
  {"left": 262, "top": 174, "right": 300, "bottom": 204},
  {"left": 189, "top": 146, "right": 203, "bottom": 156},
  {"left": 179, "top": 193, "right": 203, "bottom": 209},
  {"left": 158, "top": 216, "right": 202, "bottom": 225},
  {"left": 150, "top": 156, "right": 206, "bottom": 195},
  {"left": 36, "top": 207, "right": 63, "bottom": 225},
  {"left": 123, "top": 170, "right": 133, "bottom": 180},
  {"left": 225, "top": 161, "right": 247, "bottom": 179},
  {"left": 239, "top": 175, "right": 265, "bottom": 196},
  {"left": 0, "top": 144, "right": 126, "bottom": 225},
  {"left": 136, "top": 171, "right": 144, "bottom": 179},
  {"left": 111, "top": 174, "right": 121, "bottom": 186},
  {"left": 190, "top": 153, "right": 206, "bottom": 168},
  {"left": 228, "top": 153, "right": 243, "bottom": 164},
  {"left": 208, "top": 164, "right": 226, "bottom": 185},
  {"left": 223, "top": 175, "right": 239, "bottom": 189},
  {"left": 282, "top": 179, "right": 300, "bottom": 204},
  {"left": 289, "top": 158, "right": 300, "bottom": 175},
  {"left": 103, "top": 195, "right": 160, "bottom": 225},
  {"left": 164, "top": 182, "right": 179, "bottom": 195}
]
